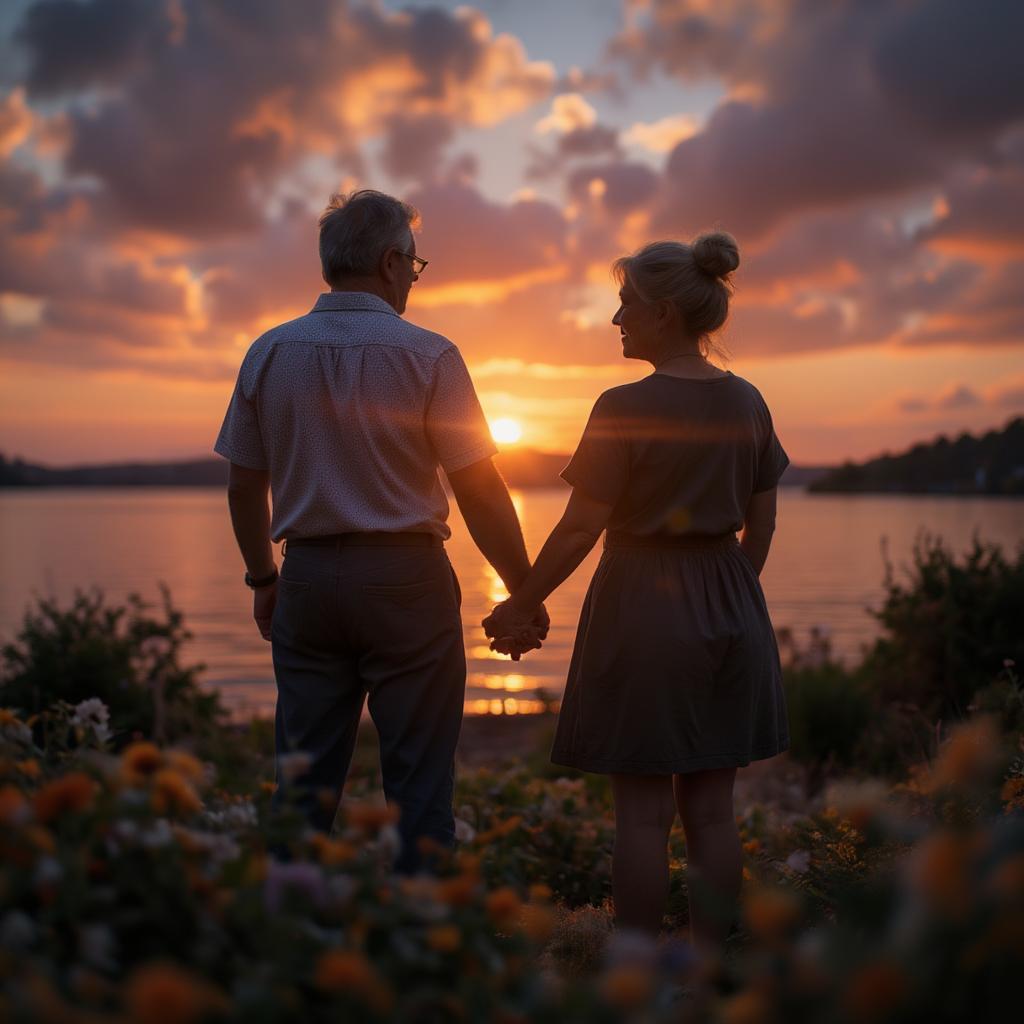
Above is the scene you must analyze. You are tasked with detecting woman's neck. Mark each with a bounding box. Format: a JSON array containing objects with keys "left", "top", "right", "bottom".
[{"left": 652, "top": 348, "right": 727, "bottom": 379}]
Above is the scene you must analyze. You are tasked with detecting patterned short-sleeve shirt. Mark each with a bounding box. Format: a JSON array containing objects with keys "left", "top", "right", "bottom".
[{"left": 214, "top": 291, "right": 497, "bottom": 541}]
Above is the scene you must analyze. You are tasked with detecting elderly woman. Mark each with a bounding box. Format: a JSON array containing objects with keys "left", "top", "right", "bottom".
[{"left": 484, "top": 232, "right": 789, "bottom": 950}]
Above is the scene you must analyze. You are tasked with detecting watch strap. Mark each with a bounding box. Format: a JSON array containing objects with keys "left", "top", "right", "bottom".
[{"left": 244, "top": 567, "right": 279, "bottom": 589}]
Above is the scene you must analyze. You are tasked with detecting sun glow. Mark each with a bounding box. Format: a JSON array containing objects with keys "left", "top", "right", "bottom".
[{"left": 489, "top": 417, "right": 523, "bottom": 444}]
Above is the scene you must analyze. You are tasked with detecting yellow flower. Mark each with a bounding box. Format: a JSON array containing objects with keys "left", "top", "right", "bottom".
[
  {"left": 121, "top": 742, "right": 163, "bottom": 785},
  {"left": 124, "top": 961, "right": 226, "bottom": 1024},
  {"left": 151, "top": 769, "right": 202, "bottom": 817},
  {"left": 313, "top": 950, "right": 392, "bottom": 1012},
  {"left": 426, "top": 924, "right": 462, "bottom": 953},
  {"left": 485, "top": 887, "right": 522, "bottom": 929},
  {"left": 843, "top": 961, "right": 907, "bottom": 1021},
  {"left": 34, "top": 772, "right": 98, "bottom": 822},
  {"left": 600, "top": 965, "right": 654, "bottom": 1010}
]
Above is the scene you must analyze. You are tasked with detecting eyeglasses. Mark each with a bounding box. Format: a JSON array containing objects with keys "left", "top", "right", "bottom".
[{"left": 395, "top": 249, "right": 428, "bottom": 274}]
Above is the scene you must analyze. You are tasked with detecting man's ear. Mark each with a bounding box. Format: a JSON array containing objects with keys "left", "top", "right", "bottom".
[{"left": 379, "top": 246, "right": 399, "bottom": 284}]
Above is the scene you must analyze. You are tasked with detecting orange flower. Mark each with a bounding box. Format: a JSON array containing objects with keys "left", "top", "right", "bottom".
[
  {"left": 720, "top": 988, "right": 774, "bottom": 1024},
  {"left": 313, "top": 950, "right": 392, "bottom": 1012},
  {"left": 151, "top": 769, "right": 202, "bottom": 817},
  {"left": 25, "top": 825, "right": 56, "bottom": 854},
  {"left": 744, "top": 887, "right": 802, "bottom": 942},
  {"left": 344, "top": 801, "right": 399, "bottom": 830},
  {"left": 931, "top": 717, "right": 1002, "bottom": 790},
  {"left": 485, "top": 887, "right": 522, "bottom": 929},
  {"left": 1001, "top": 777, "right": 1024, "bottom": 813},
  {"left": 164, "top": 750, "right": 205, "bottom": 786},
  {"left": 121, "top": 742, "right": 163, "bottom": 785},
  {"left": 16, "top": 759, "right": 41, "bottom": 780},
  {"left": 528, "top": 883, "right": 552, "bottom": 903},
  {"left": 743, "top": 839, "right": 762, "bottom": 855},
  {"left": 426, "top": 924, "right": 462, "bottom": 953},
  {"left": 308, "top": 833, "right": 357, "bottom": 866},
  {"left": 911, "top": 831, "right": 973, "bottom": 918},
  {"left": 437, "top": 874, "right": 477, "bottom": 907},
  {"left": 518, "top": 903, "right": 556, "bottom": 943},
  {"left": 600, "top": 965, "right": 654, "bottom": 1010},
  {"left": 0, "top": 784, "right": 30, "bottom": 827},
  {"left": 843, "top": 961, "right": 907, "bottom": 1021},
  {"left": 34, "top": 772, "right": 98, "bottom": 822},
  {"left": 259, "top": 781, "right": 277, "bottom": 796},
  {"left": 124, "top": 961, "right": 226, "bottom": 1024}
]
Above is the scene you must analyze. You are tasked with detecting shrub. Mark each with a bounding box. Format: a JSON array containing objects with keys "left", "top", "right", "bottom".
[
  {"left": 863, "top": 535, "right": 1024, "bottom": 720},
  {"left": 0, "top": 588, "right": 226, "bottom": 750}
]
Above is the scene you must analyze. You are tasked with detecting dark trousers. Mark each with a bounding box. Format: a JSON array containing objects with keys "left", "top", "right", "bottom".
[{"left": 270, "top": 542, "right": 465, "bottom": 872}]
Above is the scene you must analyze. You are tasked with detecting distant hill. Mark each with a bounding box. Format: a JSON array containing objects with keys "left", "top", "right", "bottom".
[
  {"left": 0, "top": 450, "right": 829, "bottom": 490},
  {"left": 809, "top": 417, "right": 1024, "bottom": 496}
]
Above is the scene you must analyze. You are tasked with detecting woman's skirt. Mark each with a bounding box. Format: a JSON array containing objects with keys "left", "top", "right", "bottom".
[{"left": 550, "top": 533, "right": 789, "bottom": 775}]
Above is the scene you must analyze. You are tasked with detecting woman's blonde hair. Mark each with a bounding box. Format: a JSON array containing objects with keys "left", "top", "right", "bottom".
[{"left": 612, "top": 232, "right": 740, "bottom": 359}]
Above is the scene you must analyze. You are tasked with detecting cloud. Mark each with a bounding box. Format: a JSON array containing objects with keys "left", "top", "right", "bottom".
[
  {"left": 10, "top": 0, "right": 555, "bottom": 233},
  {"left": 622, "top": 113, "right": 700, "bottom": 153},
  {"left": 535, "top": 93, "right": 597, "bottom": 134}
]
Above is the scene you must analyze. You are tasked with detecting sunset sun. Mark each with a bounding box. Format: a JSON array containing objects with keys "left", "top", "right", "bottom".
[{"left": 489, "top": 417, "right": 523, "bottom": 445}]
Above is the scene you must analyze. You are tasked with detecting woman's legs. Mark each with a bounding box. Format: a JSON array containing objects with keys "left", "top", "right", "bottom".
[
  {"left": 673, "top": 767, "right": 741, "bottom": 954},
  {"left": 609, "top": 773, "right": 677, "bottom": 933}
]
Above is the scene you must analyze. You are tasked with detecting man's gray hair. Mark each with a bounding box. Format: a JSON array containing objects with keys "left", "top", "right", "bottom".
[{"left": 318, "top": 190, "right": 420, "bottom": 286}]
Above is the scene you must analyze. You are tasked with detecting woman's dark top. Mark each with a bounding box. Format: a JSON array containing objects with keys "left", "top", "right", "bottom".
[{"left": 560, "top": 371, "right": 789, "bottom": 536}]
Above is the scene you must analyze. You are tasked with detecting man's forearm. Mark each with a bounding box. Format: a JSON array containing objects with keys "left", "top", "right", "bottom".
[
  {"left": 458, "top": 488, "right": 532, "bottom": 592},
  {"left": 227, "top": 486, "right": 275, "bottom": 577}
]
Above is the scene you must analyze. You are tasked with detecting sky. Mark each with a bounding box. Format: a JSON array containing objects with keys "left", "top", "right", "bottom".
[{"left": 1, "top": 0, "right": 1022, "bottom": 466}]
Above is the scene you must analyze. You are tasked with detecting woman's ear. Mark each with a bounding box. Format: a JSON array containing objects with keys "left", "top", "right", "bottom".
[{"left": 655, "top": 298, "right": 676, "bottom": 329}]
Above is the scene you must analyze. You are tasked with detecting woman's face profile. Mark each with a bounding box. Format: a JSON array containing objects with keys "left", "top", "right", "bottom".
[{"left": 612, "top": 277, "right": 658, "bottom": 362}]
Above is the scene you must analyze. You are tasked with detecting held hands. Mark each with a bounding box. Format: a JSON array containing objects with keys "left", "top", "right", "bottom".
[{"left": 482, "top": 601, "right": 550, "bottom": 661}]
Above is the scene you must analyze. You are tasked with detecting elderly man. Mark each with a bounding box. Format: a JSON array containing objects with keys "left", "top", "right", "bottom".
[{"left": 215, "top": 190, "right": 545, "bottom": 871}]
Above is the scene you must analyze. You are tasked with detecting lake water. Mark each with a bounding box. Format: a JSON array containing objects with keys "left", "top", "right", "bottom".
[{"left": 1, "top": 488, "right": 1020, "bottom": 719}]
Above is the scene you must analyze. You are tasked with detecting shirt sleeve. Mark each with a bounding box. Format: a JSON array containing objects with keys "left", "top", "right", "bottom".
[
  {"left": 753, "top": 416, "right": 790, "bottom": 492},
  {"left": 214, "top": 360, "right": 267, "bottom": 470},
  {"left": 559, "top": 391, "right": 630, "bottom": 506},
  {"left": 426, "top": 346, "right": 498, "bottom": 474}
]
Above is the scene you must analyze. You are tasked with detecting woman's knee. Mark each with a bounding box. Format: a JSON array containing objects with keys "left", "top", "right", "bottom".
[
  {"left": 674, "top": 768, "right": 736, "bottom": 832},
  {"left": 611, "top": 773, "right": 676, "bottom": 830}
]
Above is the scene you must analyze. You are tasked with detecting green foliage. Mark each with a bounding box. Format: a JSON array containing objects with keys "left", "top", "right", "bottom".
[
  {"left": 784, "top": 661, "right": 872, "bottom": 786},
  {"left": 864, "top": 535, "right": 1024, "bottom": 719},
  {"left": 0, "top": 588, "right": 230, "bottom": 762}
]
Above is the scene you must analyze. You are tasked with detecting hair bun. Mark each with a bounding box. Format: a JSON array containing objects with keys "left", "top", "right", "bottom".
[{"left": 692, "top": 231, "right": 740, "bottom": 279}]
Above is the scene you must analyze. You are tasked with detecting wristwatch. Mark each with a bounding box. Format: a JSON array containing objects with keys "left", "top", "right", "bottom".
[{"left": 244, "top": 568, "right": 279, "bottom": 589}]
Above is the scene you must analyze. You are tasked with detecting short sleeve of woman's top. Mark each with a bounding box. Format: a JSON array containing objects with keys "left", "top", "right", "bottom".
[
  {"left": 560, "top": 391, "right": 631, "bottom": 507},
  {"left": 753, "top": 419, "right": 790, "bottom": 492}
]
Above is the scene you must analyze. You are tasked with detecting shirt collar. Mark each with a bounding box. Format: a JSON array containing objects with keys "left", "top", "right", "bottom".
[{"left": 311, "top": 291, "right": 400, "bottom": 316}]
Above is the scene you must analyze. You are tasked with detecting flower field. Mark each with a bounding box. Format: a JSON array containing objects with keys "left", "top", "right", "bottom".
[{"left": 1, "top": 536, "right": 1022, "bottom": 1022}]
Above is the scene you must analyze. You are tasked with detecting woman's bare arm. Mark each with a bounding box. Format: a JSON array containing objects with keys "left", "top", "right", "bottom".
[{"left": 739, "top": 487, "right": 778, "bottom": 575}]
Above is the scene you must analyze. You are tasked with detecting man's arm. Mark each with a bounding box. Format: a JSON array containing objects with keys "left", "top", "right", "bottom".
[
  {"left": 447, "top": 457, "right": 549, "bottom": 657},
  {"left": 739, "top": 487, "right": 777, "bottom": 576},
  {"left": 447, "top": 457, "right": 532, "bottom": 592},
  {"left": 227, "top": 463, "right": 277, "bottom": 640}
]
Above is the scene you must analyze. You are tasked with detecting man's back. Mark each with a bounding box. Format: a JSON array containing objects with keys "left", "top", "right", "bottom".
[{"left": 215, "top": 291, "right": 495, "bottom": 541}]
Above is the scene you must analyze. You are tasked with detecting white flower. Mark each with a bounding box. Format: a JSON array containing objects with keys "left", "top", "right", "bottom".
[
  {"left": 139, "top": 819, "right": 174, "bottom": 848},
  {"left": 33, "top": 856, "right": 63, "bottom": 886},
  {"left": 454, "top": 817, "right": 476, "bottom": 843},
  {"left": 71, "top": 698, "right": 112, "bottom": 744},
  {"left": 277, "top": 751, "right": 312, "bottom": 783},
  {"left": 79, "top": 923, "right": 119, "bottom": 972}
]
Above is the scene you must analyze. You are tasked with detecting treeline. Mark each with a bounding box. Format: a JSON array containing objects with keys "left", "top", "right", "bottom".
[{"left": 810, "top": 416, "right": 1024, "bottom": 495}]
